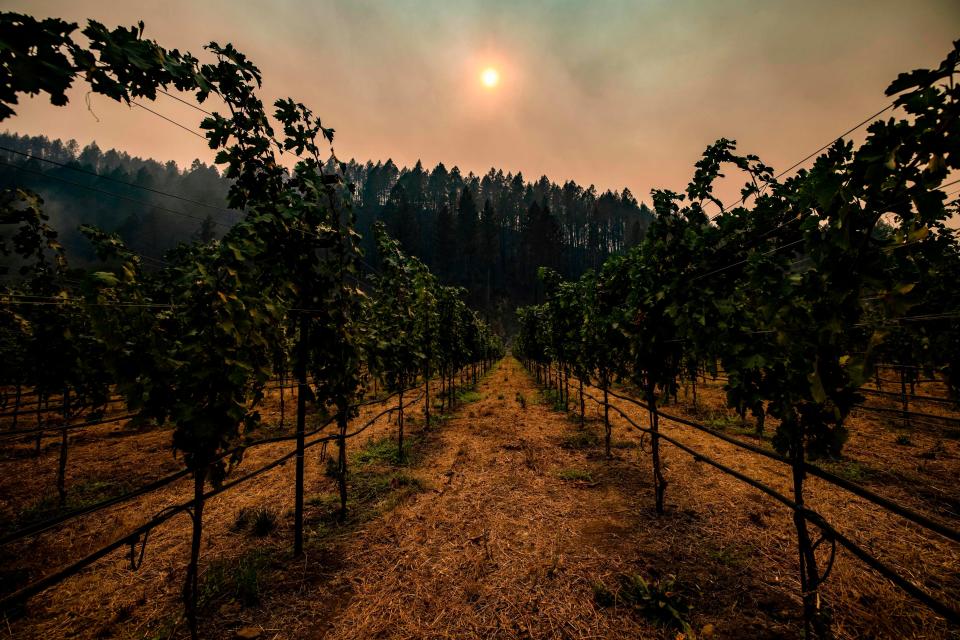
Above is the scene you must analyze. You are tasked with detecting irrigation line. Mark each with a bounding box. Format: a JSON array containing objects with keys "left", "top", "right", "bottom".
[
  {"left": 0, "top": 383, "right": 429, "bottom": 610},
  {"left": 340, "top": 391, "right": 425, "bottom": 441},
  {"left": 859, "top": 388, "right": 956, "bottom": 407},
  {"left": 853, "top": 404, "right": 960, "bottom": 426},
  {"left": 0, "top": 378, "right": 438, "bottom": 549},
  {"left": 595, "top": 384, "right": 960, "bottom": 545},
  {"left": 702, "top": 377, "right": 959, "bottom": 421},
  {"left": 0, "top": 413, "right": 138, "bottom": 441},
  {"left": 0, "top": 440, "right": 304, "bottom": 611},
  {"left": 852, "top": 413, "right": 960, "bottom": 434},
  {"left": 0, "top": 423, "right": 333, "bottom": 548},
  {"left": 0, "top": 469, "right": 191, "bottom": 546},
  {"left": 687, "top": 379, "right": 949, "bottom": 446},
  {"left": 707, "top": 374, "right": 942, "bottom": 386},
  {"left": 874, "top": 363, "right": 943, "bottom": 373},
  {"left": 578, "top": 388, "right": 959, "bottom": 623},
  {"left": 0, "top": 385, "right": 424, "bottom": 545},
  {"left": 5, "top": 376, "right": 331, "bottom": 411},
  {"left": 0, "top": 392, "right": 322, "bottom": 439},
  {"left": 885, "top": 415, "right": 960, "bottom": 434},
  {"left": 4, "top": 371, "right": 369, "bottom": 406},
  {"left": 0, "top": 379, "right": 413, "bottom": 442},
  {"left": 0, "top": 397, "right": 125, "bottom": 419}
]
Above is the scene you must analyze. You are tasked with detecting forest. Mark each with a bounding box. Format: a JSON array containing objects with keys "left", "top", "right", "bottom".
[
  {"left": 1, "top": 8, "right": 959, "bottom": 640},
  {"left": 0, "top": 132, "right": 652, "bottom": 330}
]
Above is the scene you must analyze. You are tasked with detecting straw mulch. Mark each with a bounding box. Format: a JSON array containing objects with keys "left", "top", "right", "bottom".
[{"left": 2, "top": 358, "right": 957, "bottom": 639}]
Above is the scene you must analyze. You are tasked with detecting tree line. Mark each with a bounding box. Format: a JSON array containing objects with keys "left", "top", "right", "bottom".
[
  {"left": 0, "top": 132, "right": 654, "bottom": 331},
  {"left": 0, "top": 133, "right": 237, "bottom": 264}
]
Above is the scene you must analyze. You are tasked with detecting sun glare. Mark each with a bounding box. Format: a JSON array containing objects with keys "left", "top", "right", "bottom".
[{"left": 481, "top": 67, "right": 500, "bottom": 88}]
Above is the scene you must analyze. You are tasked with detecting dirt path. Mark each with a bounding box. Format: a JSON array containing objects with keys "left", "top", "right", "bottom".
[
  {"left": 300, "top": 358, "right": 712, "bottom": 640},
  {"left": 299, "top": 358, "right": 956, "bottom": 640}
]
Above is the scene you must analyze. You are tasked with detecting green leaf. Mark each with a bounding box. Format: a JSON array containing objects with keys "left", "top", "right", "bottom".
[{"left": 90, "top": 271, "right": 120, "bottom": 287}]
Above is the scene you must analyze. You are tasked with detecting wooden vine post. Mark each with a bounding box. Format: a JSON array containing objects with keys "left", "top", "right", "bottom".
[{"left": 293, "top": 314, "right": 308, "bottom": 556}]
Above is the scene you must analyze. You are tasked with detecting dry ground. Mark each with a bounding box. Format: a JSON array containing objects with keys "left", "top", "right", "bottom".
[
  {"left": 0, "top": 358, "right": 957, "bottom": 639},
  {"left": 580, "top": 372, "right": 960, "bottom": 640}
]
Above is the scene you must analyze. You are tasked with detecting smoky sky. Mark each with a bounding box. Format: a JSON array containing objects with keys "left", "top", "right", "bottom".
[{"left": 2, "top": 0, "right": 958, "bottom": 206}]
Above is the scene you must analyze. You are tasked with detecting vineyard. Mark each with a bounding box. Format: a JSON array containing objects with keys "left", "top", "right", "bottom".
[{"left": 0, "top": 10, "right": 959, "bottom": 640}]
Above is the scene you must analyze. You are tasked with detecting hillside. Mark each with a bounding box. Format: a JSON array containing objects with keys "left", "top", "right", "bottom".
[{"left": 0, "top": 133, "right": 653, "bottom": 330}]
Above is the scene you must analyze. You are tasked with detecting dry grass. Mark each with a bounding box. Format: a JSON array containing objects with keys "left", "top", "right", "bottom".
[
  {"left": 0, "top": 361, "right": 957, "bottom": 639},
  {"left": 581, "top": 375, "right": 960, "bottom": 640},
  {"left": 0, "top": 382, "right": 441, "bottom": 639}
]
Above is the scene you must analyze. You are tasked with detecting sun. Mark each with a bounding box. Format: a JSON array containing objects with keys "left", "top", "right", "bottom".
[{"left": 480, "top": 67, "right": 500, "bottom": 89}]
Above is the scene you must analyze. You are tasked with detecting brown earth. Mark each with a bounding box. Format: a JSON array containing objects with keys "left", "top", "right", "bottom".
[{"left": 0, "top": 358, "right": 957, "bottom": 639}]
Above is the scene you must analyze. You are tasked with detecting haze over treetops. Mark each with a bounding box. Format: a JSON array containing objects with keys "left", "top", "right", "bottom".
[{"left": 4, "top": 0, "right": 958, "bottom": 209}]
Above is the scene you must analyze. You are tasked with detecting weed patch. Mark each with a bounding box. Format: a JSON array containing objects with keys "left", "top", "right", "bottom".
[
  {"left": 352, "top": 470, "right": 423, "bottom": 506},
  {"left": 557, "top": 468, "right": 593, "bottom": 482},
  {"left": 199, "top": 549, "right": 271, "bottom": 608},
  {"left": 232, "top": 506, "right": 278, "bottom": 537},
  {"left": 353, "top": 434, "right": 422, "bottom": 467},
  {"left": 561, "top": 430, "right": 600, "bottom": 450},
  {"left": 306, "top": 493, "right": 340, "bottom": 510},
  {"left": 820, "top": 460, "right": 876, "bottom": 482},
  {"left": 701, "top": 409, "right": 744, "bottom": 432},
  {"left": 705, "top": 542, "right": 754, "bottom": 569},
  {"left": 594, "top": 573, "right": 694, "bottom": 636},
  {"left": 14, "top": 478, "right": 132, "bottom": 532},
  {"left": 457, "top": 390, "right": 482, "bottom": 404}
]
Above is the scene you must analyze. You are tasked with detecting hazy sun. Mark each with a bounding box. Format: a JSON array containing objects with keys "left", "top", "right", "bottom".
[{"left": 481, "top": 67, "right": 500, "bottom": 88}]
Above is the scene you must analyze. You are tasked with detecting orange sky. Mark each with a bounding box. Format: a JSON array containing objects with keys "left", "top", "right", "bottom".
[{"left": 3, "top": 0, "right": 958, "bottom": 207}]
